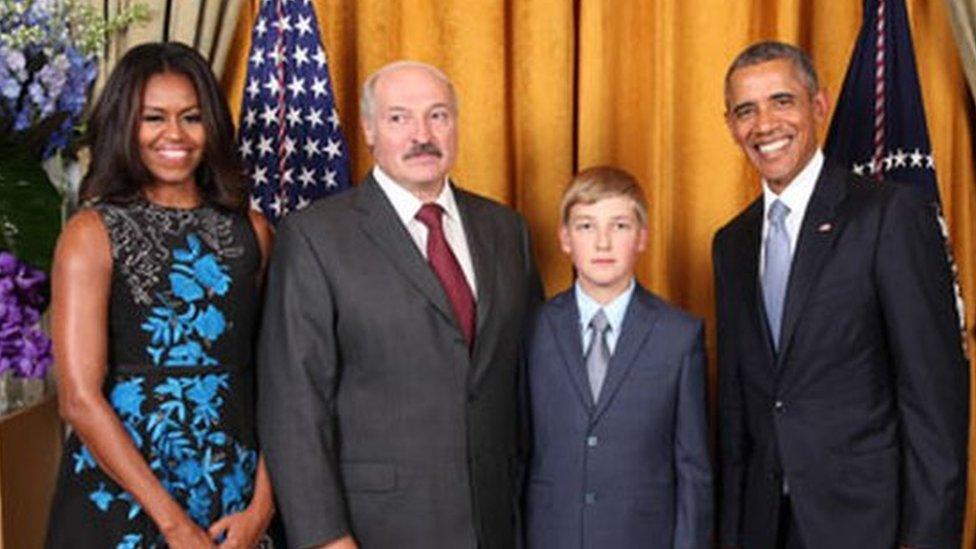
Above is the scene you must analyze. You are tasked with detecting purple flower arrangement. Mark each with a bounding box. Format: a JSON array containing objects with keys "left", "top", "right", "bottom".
[
  {"left": 0, "top": 1, "right": 149, "bottom": 159},
  {"left": 0, "top": 251, "right": 51, "bottom": 379}
]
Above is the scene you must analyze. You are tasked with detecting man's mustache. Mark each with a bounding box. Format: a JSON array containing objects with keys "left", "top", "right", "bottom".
[{"left": 404, "top": 142, "right": 443, "bottom": 160}]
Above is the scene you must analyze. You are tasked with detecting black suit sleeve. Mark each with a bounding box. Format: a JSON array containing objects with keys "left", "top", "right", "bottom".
[
  {"left": 874, "top": 187, "right": 969, "bottom": 546},
  {"left": 713, "top": 234, "right": 749, "bottom": 547},
  {"left": 514, "top": 214, "right": 543, "bottom": 548},
  {"left": 257, "top": 216, "right": 350, "bottom": 547}
]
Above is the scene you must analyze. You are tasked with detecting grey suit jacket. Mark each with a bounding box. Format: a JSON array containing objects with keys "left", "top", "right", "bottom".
[
  {"left": 525, "top": 285, "right": 713, "bottom": 549},
  {"left": 257, "top": 174, "right": 542, "bottom": 548}
]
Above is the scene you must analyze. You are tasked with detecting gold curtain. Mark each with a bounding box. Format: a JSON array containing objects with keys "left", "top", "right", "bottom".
[
  {"left": 222, "top": 1, "right": 976, "bottom": 545},
  {"left": 944, "top": 0, "right": 976, "bottom": 101},
  {"left": 88, "top": 0, "right": 245, "bottom": 92}
]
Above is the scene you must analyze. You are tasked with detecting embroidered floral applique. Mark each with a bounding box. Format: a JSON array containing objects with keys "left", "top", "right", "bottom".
[{"left": 141, "top": 234, "right": 231, "bottom": 367}]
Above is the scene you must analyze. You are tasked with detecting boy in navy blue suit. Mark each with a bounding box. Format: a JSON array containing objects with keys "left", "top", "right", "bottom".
[{"left": 524, "top": 167, "right": 712, "bottom": 549}]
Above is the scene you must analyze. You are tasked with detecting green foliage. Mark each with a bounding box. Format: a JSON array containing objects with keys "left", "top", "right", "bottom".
[{"left": 0, "top": 140, "right": 60, "bottom": 271}]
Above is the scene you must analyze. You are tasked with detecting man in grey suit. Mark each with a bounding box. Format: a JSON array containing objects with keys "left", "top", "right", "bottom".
[{"left": 257, "top": 61, "right": 543, "bottom": 548}]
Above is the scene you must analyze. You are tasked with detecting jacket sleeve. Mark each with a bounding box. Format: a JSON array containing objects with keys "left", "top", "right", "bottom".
[
  {"left": 672, "top": 321, "right": 714, "bottom": 549},
  {"left": 874, "top": 187, "right": 969, "bottom": 547},
  {"left": 713, "top": 233, "right": 749, "bottom": 547},
  {"left": 257, "top": 215, "right": 350, "bottom": 547}
]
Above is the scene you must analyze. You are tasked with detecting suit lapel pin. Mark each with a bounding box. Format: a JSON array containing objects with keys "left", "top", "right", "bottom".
[{"left": 817, "top": 222, "right": 833, "bottom": 233}]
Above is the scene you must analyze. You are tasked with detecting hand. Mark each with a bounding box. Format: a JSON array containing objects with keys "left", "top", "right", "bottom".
[
  {"left": 162, "top": 518, "right": 216, "bottom": 548},
  {"left": 314, "top": 535, "right": 358, "bottom": 549},
  {"left": 207, "top": 505, "right": 273, "bottom": 548}
]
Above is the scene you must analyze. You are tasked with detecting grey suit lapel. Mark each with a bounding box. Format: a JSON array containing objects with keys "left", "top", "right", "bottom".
[
  {"left": 354, "top": 176, "right": 459, "bottom": 330},
  {"left": 777, "top": 161, "right": 847, "bottom": 367},
  {"left": 456, "top": 186, "right": 498, "bottom": 387},
  {"left": 591, "top": 286, "right": 661, "bottom": 424},
  {"left": 548, "top": 291, "right": 594, "bottom": 411},
  {"left": 454, "top": 187, "right": 496, "bottom": 343}
]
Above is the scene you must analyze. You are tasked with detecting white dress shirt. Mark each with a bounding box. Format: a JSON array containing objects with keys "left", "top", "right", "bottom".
[
  {"left": 372, "top": 166, "right": 478, "bottom": 297},
  {"left": 759, "top": 149, "right": 824, "bottom": 278}
]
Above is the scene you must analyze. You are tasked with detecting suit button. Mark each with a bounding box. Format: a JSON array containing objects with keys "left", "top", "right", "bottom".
[
  {"left": 586, "top": 436, "right": 598, "bottom": 447},
  {"left": 773, "top": 400, "right": 785, "bottom": 412},
  {"left": 585, "top": 492, "right": 597, "bottom": 504}
]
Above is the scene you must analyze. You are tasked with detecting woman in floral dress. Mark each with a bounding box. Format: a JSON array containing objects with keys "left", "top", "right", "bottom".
[{"left": 46, "top": 43, "right": 275, "bottom": 548}]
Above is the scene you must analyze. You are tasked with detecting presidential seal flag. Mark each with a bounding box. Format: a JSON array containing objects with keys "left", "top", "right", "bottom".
[
  {"left": 238, "top": 0, "right": 351, "bottom": 224},
  {"left": 825, "top": 0, "right": 967, "bottom": 353},
  {"left": 825, "top": 0, "right": 936, "bottom": 196}
]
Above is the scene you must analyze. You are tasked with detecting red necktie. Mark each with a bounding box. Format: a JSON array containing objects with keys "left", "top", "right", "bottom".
[{"left": 415, "top": 203, "right": 477, "bottom": 350}]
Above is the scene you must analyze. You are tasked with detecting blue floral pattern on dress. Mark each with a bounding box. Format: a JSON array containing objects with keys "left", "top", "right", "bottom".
[
  {"left": 75, "top": 373, "right": 258, "bottom": 547},
  {"left": 141, "top": 234, "right": 231, "bottom": 367},
  {"left": 67, "top": 229, "right": 257, "bottom": 548}
]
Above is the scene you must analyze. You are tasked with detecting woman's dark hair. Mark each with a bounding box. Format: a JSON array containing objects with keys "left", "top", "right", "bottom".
[{"left": 80, "top": 42, "right": 246, "bottom": 211}]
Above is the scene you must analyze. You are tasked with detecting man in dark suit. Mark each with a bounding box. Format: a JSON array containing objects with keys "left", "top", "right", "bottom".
[
  {"left": 713, "top": 41, "right": 968, "bottom": 549},
  {"left": 257, "top": 61, "right": 542, "bottom": 549},
  {"left": 525, "top": 167, "right": 712, "bottom": 548}
]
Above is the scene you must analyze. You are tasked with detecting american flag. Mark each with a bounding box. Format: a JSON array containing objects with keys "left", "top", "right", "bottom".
[{"left": 238, "top": 0, "right": 351, "bottom": 224}]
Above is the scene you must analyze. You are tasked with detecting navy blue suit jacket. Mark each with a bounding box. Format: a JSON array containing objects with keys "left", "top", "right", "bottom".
[{"left": 525, "top": 284, "right": 713, "bottom": 549}]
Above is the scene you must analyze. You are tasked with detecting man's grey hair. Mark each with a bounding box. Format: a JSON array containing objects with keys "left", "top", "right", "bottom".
[
  {"left": 359, "top": 60, "right": 459, "bottom": 121},
  {"left": 724, "top": 41, "right": 820, "bottom": 107}
]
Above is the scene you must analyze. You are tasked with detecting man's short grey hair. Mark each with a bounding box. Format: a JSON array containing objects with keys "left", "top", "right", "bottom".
[
  {"left": 359, "top": 60, "right": 459, "bottom": 121},
  {"left": 724, "top": 41, "right": 820, "bottom": 107}
]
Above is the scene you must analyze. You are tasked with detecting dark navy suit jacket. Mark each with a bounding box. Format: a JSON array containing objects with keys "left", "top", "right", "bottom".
[
  {"left": 525, "top": 284, "right": 713, "bottom": 549},
  {"left": 713, "top": 161, "right": 969, "bottom": 548}
]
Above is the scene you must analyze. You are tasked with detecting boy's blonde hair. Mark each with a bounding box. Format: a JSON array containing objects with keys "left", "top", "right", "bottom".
[{"left": 560, "top": 166, "right": 649, "bottom": 226}]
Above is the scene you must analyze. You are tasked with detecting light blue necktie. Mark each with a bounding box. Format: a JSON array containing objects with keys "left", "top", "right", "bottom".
[
  {"left": 763, "top": 199, "right": 791, "bottom": 350},
  {"left": 585, "top": 309, "right": 611, "bottom": 401}
]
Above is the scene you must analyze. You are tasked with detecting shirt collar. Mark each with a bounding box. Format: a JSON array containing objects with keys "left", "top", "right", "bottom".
[
  {"left": 574, "top": 279, "right": 636, "bottom": 335},
  {"left": 762, "top": 149, "right": 824, "bottom": 217},
  {"left": 372, "top": 165, "right": 459, "bottom": 225}
]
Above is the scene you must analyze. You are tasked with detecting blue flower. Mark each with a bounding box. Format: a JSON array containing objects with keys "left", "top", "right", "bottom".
[
  {"left": 169, "top": 272, "right": 204, "bottom": 302},
  {"left": 173, "top": 234, "right": 202, "bottom": 263},
  {"left": 0, "top": 77, "right": 20, "bottom": 100},
  {"left": 116, "top": 491, "right": 142, "bottom": 520},
  {"left": 193, "top": 304, "right": 226, "bottom": 342},
  {"left": 174, "top": 458, "right": 203, "bottom": 485},
  {"left": 89, "top": 483, "right": 114, "bottom": 512},
  {"left": 221, "top": 462, "right": 250, "bottom": 513},
  {"left": 166, "top": 340, "right": 205, "bottom": 365},
  {"left": 72, "top": 446, "right": 96, "bottom": 473},
  {"left": 154, "top": 377, "right": 186, "bottom": 400},
  {"left": 109, "top": 378, "right": 145, "bottom": 420},
  {"left": 192, "top": 254, "right": 230, "bottom": 296},
  {"left": 116, "top": 533, "right": 142, "bottom": 549},
  {"left": 186, "top": 484, "right": 212, "bottom": 527},
  {"left": 186, "top": 374, "right": 227, "bottom": 407}
]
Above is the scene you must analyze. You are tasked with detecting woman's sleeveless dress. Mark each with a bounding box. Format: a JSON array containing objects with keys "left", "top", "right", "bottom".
[{"left": 46, "top": 200, "right": 262, "bottom": 548}]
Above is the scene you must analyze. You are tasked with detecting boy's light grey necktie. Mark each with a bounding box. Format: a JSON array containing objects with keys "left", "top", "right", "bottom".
[
  {"left": 763, "top": 199, "right": 791, "bottom": 350},
  {"left": 585, "top": 309, "right": 611, "bottom": 401}
]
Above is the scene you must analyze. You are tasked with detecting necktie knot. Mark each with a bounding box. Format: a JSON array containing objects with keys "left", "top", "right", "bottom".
[
  {"left": 415, "top": 203, "right": 445, "bottom": 231},
  {"left": 768, "top": 199, "right": 790, "bottom": 226},
  {"left": 589, "top": 309, "right": 611, "bottom": 335}
]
